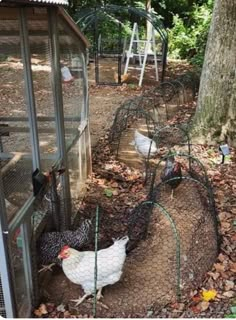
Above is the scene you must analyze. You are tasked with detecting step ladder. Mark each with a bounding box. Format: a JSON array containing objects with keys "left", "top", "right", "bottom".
[{"left": 124, "top": 22, "right": 159, "bottom": 86}]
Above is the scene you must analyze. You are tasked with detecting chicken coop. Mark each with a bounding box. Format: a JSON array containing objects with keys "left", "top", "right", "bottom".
[{"left": 0, "top": 0, "right": 91, "bottom": 317}]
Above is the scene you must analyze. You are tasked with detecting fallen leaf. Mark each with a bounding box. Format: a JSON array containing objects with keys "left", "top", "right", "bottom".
[
  {"left": 218, "top": 253, "right": 228, "bottom": 262},
  {"left": 201, "top": 289, "right": 217, "bottom": 301},
  {"left": 190, "top": 305, "right": 201, "bottom": 314},
  {"left": 39, "top": 304, "right": 48, "bottom": 314},
  {"left": 223, "top": 291, "right": 235, "bottom": 298},
  {"left": 229, "top": 262, "right": 236, "bottom": 273},
  {"left": 46, "top": 303, "right": 55, "bottom": 313},
  {"left": 112, "top": 190, "right": 119, "bottom": 196},
  {"left": 231, "top": 234, "right": 236, "bottom": 241},
  {"left": 34, "top": 309, "right": 41, "bottom": 317},
  {"left": 56, "top": 304, "right": 66, "bottom": 312},
  {"left": 208, "top": 271, "right": 220, "bottom": 280},
  {"left": 197, "top": 301, "right": 210, "bottom": 312},
  {"left": 34, "top": 304, "right": 48, "bottom": 317},
  {"left": 221, "top": 222, "right": 231, "bottom": 231},
  {"left": 110, "top": 181, "right": 119, "bottom": 188},
  {"left": 192, "top": 295, "right": 202, "bottom": 303},
  {"left": 225, "top": 280, "right": 235, "bottom": 291},
  {"left": 214, "top": 263, "right": 225, "bottom": 272}
]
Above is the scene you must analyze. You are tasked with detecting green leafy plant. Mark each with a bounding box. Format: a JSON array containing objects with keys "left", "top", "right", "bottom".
[
  {"left": 168, "top": 0, "right": 213, "bottom": 67},
  {"left": 224, "top": 306, "right": 236, "bottom": 318}
]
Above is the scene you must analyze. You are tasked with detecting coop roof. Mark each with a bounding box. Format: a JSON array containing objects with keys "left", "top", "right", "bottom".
[
  {"left": 59, "top": 8, "right": 90, "bottom": 48},
  {"left": 0, "top": 6, "right": 90, "bottom": 53},
  {"left": 0, "top": 0, "right": 69, "bottom": 5}
]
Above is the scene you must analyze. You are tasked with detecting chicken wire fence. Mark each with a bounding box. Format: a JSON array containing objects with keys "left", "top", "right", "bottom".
[
  {"left": 109, "top": 70, "right": 199, "bottom": 145},
  {"left": 109, "top": 103, "right": 191, "bottom": 181},
  {"left": 51, "top": 184, "right": 219, "bottom": 318},
  {"left": 109, "top": 100, "right": 157, "bottom": 156},
  {"left": 0, "top": 276, "right": 6, "bottom": 318},
  {"left": 30, "top": 164, "right": 92, "bottom": 304},
  {"left": 148, "top": 152, "right": 212, "bottom": 195}
]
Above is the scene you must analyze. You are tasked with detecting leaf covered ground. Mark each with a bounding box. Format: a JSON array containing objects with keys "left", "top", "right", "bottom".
[{"left": 34, "top": 61, "right": 235, "bottom": 318}]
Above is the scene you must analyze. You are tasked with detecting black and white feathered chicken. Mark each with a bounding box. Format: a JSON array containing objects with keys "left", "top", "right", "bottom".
[
  {"left": 161, "top": 155, "right": 182, "bottom": 199},
  {"left": 37, "top": 219, "right": 91, "bottom": 272}
]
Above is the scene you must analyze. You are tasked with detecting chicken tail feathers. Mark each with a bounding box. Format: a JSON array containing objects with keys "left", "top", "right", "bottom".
[{"left": 113, "top": 235, "right": 129, "bottom": 247}]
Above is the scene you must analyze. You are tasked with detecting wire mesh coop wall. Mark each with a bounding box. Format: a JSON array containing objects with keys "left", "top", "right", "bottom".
[{"left": 0, "top": 3, "right": 91, "bottom": 318}]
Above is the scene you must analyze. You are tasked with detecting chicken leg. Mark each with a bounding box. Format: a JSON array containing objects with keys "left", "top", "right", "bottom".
[
  {"left": 71, "top": 293, "right": 91, "bottom": 306},
  {"left": 96, "top": 288, "right": 103, "bottom": 300},
  {"left": 71, "top": 288, "right": 103, "bottom": 307},
  {"left": 38, "top": 263, "right": 55, "bottom": 273},
  {"left": 171, "top": 189, "right": 174, "bottom": 200}
]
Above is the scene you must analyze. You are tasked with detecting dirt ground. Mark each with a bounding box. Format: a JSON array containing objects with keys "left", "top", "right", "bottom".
[
  {"left": 1, "top": 57, "right": 234, "bottom": 318},
  {"left": 87, "top": 58, "right": 193, "bottom": 147},
  {"left": 37, "top": 60, "right": 224, "bottom": 318}
]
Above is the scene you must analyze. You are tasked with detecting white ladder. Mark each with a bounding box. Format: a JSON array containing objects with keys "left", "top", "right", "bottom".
[{"left": 124, "top": 22, "right": 159, "bottom": 86}]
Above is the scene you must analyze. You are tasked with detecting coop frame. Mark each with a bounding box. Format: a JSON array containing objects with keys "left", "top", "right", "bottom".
[
  {"left": 0, "top": 2, "right": 91, "bottom": 318},
  {"left": 77, "top": 4, "right": 168, "bottom": 85}
]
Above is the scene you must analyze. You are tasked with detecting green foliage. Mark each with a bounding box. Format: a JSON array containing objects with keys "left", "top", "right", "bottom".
[
  {"left": 168, "top": 0, "right": 213, "bottom": 67},
  {"left": 67, "top": 0, "right": 213, "bottom": 68},
  {"left": 225, "top": 306, "right": 236, "bottom": 318}
]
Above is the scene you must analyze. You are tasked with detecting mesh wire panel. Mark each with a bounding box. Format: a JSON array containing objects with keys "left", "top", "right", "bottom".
[
  {"left": 48, "top": 204, "right": 179, "bottom": 317},
  {"left": 58, "top": 15, "right": 91, "bottom": 203},
  {"left": 28, "top": 17, "right": 58, "bottom": 172},
  {"left": 150, "top": 179, "right": 219, "bottom": 298},
  {"left": 10, "top": 228, "right": 31, "bottom": 317},
  {"left": 109, "top": 100, "right": 157, "bottom": 167},
  {"left": 0, "top": 9, "right": 34, "bottom": 223},
  {"left": 0, "top": 274, "right": 6, "bottom": 318},
  {"left": 43, "top": 183, "right": 218, "bottom": 318},
  {"left": 96, "top": 26, "right": 124, "bottom": 85},
  {"left": 151, "top": 125, "right": 190, "bottom": 151},
  {"left": 149, "top": 153, "right": 211, "bottom": 195}
]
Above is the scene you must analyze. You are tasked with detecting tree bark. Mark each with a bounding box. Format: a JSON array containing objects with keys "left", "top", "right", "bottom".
[{"left": 192, "top": 0, "right": 236, "bottom": 146}]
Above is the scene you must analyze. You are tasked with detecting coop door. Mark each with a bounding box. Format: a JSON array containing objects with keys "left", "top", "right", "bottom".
[{"left": 94, "top": 24, "right": 124, "bottom": 86}]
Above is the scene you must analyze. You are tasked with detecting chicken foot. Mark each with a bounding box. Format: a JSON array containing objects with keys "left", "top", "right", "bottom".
[
  {"left": 38, "top": 263, "right": 55, "bottom": 273},
  {"left": 71, "top": 293, "right": 91, "bottom": 306},
  {"left": 71, "top": 288, "right": 103, "bottom": 307}
]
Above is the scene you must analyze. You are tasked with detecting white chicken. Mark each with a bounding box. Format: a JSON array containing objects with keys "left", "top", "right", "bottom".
[
  {"left": 58, "top": 236, "right": 129, "bottom": 306},
  {"left": 131, "top": 130, "right": 158, "bottom": 158}
]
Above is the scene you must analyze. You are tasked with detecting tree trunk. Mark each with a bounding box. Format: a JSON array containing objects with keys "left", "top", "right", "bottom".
[{"left": 192, "top": 0, "right": 236, "bottom": 146}]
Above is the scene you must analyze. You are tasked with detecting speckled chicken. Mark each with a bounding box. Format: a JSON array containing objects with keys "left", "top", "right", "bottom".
[
  {"left": 37, "top": 219, "right": 91, "bottom": 272},
  {"left": 161, "top": 155, "right": 182, "bottom": 199}
]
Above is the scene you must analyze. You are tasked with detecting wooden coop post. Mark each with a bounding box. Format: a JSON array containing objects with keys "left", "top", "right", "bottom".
[{"left": 48, "top": 6, "right": 72, "bottom": 230}]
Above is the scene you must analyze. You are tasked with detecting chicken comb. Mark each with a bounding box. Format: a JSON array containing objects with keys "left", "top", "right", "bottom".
[{"left": 61, "top": 245, "right": 70, "bottom": 252}]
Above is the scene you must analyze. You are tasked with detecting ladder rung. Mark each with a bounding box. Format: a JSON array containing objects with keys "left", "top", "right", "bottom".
[
  {"left": 127, "top": 53, "right": 157, "bottom": 57},
  {"left": 133, "top": 40, "right": 155, "bottom": 43}
]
